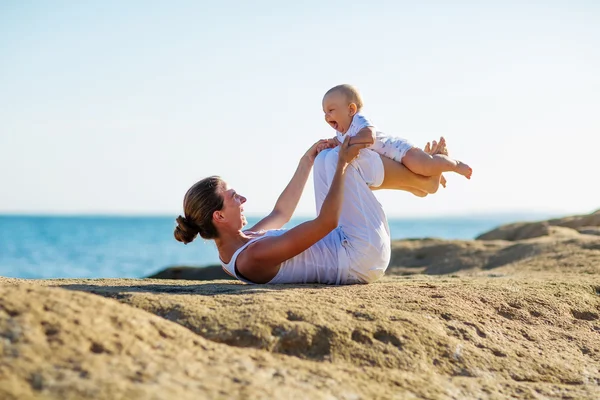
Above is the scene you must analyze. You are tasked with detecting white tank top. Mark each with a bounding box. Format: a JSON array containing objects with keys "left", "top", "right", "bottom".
[{"left": 220, "top": 228, "right": 350, "bottom": 285}]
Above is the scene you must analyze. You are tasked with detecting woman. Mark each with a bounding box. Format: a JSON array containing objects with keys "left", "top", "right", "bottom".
[{"left": 174, "top": 137, "right": 442, "bottom": 285}]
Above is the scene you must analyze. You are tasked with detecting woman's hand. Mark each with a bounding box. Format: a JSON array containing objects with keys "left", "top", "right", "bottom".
[
  {"left": 303, "top": 139, "right": 327, "bottom": 163},
  {"left": 316, "top": 138, "right": 338, "bottom": 154},
  {"left": 303, "top": 139, "right": 336, "bottom": 163},
  {"left": 338, "top": 136, "right": 369, "bottom": 166}
]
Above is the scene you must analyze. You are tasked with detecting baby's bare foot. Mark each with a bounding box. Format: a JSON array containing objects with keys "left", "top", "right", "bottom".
[
  {"left": 456, "top": 161, "right": 472, "bottom": 179},
  {"left": 435, "top": 137, "right": 472, "bottom": 180}
]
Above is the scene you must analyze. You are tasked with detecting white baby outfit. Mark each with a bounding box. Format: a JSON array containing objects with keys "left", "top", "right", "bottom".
[
  {"left": 220, "top": 147, "right": 391, "bottom": 285},
  {"left": 335, "top": 113, "right": 414, "bottom": 162}
]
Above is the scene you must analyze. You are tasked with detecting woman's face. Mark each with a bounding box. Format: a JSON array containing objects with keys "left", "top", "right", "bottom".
[{"left": 219, "top": 184, "right": 247, "bottom": 229}]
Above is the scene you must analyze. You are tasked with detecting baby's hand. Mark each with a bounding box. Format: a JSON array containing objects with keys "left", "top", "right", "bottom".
[
  {"left": 326, "top": 137, "right": 339, "bottom": 147},
  {"left": 316, "top": 138, "right": 338, "bottom": 154},
  {"left": 316, "top": 142, "right": 329, "bottom": 154}
]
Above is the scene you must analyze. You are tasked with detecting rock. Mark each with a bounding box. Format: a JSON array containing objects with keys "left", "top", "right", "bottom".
[
  {"left": 147, "top": 265, "right": 234, "bottom": 281},
  {"left": 1, "top": 276, "right": 599, "bottom": 399},
  {"left": 578, "top": 226, "right": 600, "bottom": 236},
  {"left": 388, "top": 238, "right": 506, "bottom": 275},
  {"left": 476, "top": 221, "right": 551, "bottom": 241},
  {"left": 477, "top": 209, "right": 599, "bottom": 241},
  {"left": 388, "top": 235, "right": 600, "bottom": 276},
  {"left": 550, "top": 211, "right": 600, "bottom": 230},
  {"left": 2, "top": 210, "right": 600, "bottom": 398},
  {"left": 476, "top": 222, "right": 581, "bottom": 241},
  {"left": 0, "top": 284, "right": 426, "bottom": 400}
]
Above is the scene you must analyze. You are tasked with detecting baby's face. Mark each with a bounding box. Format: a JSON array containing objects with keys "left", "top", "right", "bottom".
[{"left": 322, "top": 92, "right": 354, "bottom": 133}]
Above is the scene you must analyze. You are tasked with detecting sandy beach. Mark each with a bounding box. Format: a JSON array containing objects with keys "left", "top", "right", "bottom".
[{"left": 1, "top": 211, "right": 599, "bottom": 399}]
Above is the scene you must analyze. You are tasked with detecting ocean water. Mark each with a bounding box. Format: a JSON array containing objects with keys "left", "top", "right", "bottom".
[{"left": 0, "top": 214, "right": 547, "bottom": 279}]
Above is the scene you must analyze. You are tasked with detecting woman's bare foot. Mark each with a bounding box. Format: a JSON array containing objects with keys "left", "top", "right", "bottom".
[
  {"left": 434, "top": 137, "right": 448, "bottom": 156},
  {"left": 424, "top": 138, "right": 447, "bottom": 188}
]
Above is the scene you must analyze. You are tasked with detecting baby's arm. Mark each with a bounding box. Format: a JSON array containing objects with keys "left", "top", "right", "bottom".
[
  {"left": 347, "top": 113, "right": 376, "bottom": 146},
  {"left": 348, "top": 127, "right": 375, "bottom": 146},
  {"left": 331, "top": 113, "right": 376, "bottom": 147},
  {"left": 330, "top": 130, "right": 374, "bottom": 146}
]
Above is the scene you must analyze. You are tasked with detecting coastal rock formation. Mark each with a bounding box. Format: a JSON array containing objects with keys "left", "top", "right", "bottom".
[
  {"left": 151, "top": 210, "right": 600, "bottom": 280},
  {"left": 1, "top": 210, "right": 600, "bottom": 399},
  {"left": 388, "top": 234, "right": 600, "bottom": 276},
  {"left": 476, "top": 209, "right": 600, "bottom": 241},
  {"left": 2, "top": 276, "right": 599, "bottom": 399}
]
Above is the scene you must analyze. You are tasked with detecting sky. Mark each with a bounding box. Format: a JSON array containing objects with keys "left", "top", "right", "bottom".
[{"left": 1, "top": 1, "right": 599, "bottom": 218}]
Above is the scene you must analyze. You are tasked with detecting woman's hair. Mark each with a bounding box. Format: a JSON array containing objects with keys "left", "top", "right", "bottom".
[{"left": 174, "top": 176, "right": 225, "bottom": 244}]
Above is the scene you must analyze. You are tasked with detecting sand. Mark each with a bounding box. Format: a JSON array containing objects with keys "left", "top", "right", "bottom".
[{"left": 1, "top": 211, "right": 599, "bottom": 399}]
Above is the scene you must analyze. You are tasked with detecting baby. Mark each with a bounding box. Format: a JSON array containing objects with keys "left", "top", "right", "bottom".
[{"left": 322, "top": 84, "right": 472, "bottom": 189}]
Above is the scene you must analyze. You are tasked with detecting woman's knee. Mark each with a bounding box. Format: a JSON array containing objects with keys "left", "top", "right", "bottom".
[
  {"left": 314, "top": 149, "right": 329, "bottom": 170},
  {"left": 324, "top": 146, "right": 340, "bottom": 168},
  {"left": 314, "top": 148, "right": 338, "bottom": 173}
]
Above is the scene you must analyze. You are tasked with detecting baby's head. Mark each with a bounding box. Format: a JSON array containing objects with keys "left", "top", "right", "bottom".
[{"left": 322, "top": 84, "right": 364, "bottom": 133}]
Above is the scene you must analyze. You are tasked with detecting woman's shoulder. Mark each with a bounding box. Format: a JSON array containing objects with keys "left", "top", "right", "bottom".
[{"left": 243, "top": 228, "right": 288, "bottom": 238}]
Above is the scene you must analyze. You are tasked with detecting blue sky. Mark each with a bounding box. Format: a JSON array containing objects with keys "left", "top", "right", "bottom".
[{"left": 1, "top": 1, "right": 599, "bottom": 217}]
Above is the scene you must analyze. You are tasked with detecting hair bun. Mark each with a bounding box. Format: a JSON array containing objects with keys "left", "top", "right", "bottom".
[{"left": 174, "top": 215, "right": 200, "bottom": 244}]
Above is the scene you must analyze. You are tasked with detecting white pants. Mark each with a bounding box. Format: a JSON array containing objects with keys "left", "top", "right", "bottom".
[{"left": 313, "top": 148, "right": 391, "bottom": 283}]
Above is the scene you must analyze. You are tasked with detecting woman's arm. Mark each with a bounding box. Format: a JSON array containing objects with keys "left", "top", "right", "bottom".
[
  {"left": 237, "top": 138, "right": 367, "bottom": 283},
  {"left": 247, "top": 139, "right": 332, "bottom": 232}
]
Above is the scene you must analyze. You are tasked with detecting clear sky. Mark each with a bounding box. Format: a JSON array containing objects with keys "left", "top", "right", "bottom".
[{"left": 1, "top": 1, "right": 598, "bottom": 217}]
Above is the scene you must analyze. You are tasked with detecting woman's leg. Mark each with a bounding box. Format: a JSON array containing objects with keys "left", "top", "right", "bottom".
[
  {"left": 313, "top": 149, "right": 331, "bottom": 214},
  {"left": 319, "top": 148, "right": 391, "bottom": 283},
  {"left": 374, "top": 138, "right": 449, "bottom": 194},
  {"left": 376, "top": 156, "right": 440, "bottom": 194},
  {"left": 313, "top": 143, "right": 450, "bottom": 283},
  {"left": 316, "top": 145, "right": 441, "bottom": 202}
]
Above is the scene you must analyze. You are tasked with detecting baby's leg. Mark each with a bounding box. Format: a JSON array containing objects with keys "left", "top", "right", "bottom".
[{"left": 403, "top": 145, "right": 472, "bottom": 179}]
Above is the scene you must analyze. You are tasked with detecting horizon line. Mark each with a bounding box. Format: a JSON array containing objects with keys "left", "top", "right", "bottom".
[{"left": 0, "top": 209, "right": 583, "bottom": 220}]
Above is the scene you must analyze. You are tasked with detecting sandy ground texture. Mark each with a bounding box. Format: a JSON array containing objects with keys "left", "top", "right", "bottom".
[{"left": 1, "top": 211, "right": 600, "bottom": 399}]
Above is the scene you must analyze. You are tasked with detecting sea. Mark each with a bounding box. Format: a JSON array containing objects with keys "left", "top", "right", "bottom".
[{"left": 0, "top": 214, "right": 553, "bottom": 280}]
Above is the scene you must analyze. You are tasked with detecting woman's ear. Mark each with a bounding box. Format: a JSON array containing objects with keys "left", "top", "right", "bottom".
[
  {"left": 213, "top": 210, "right": 225, "bottom": 224},
  {"left": 348, "top": 103, "right": 358, "bottom": 116}
]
